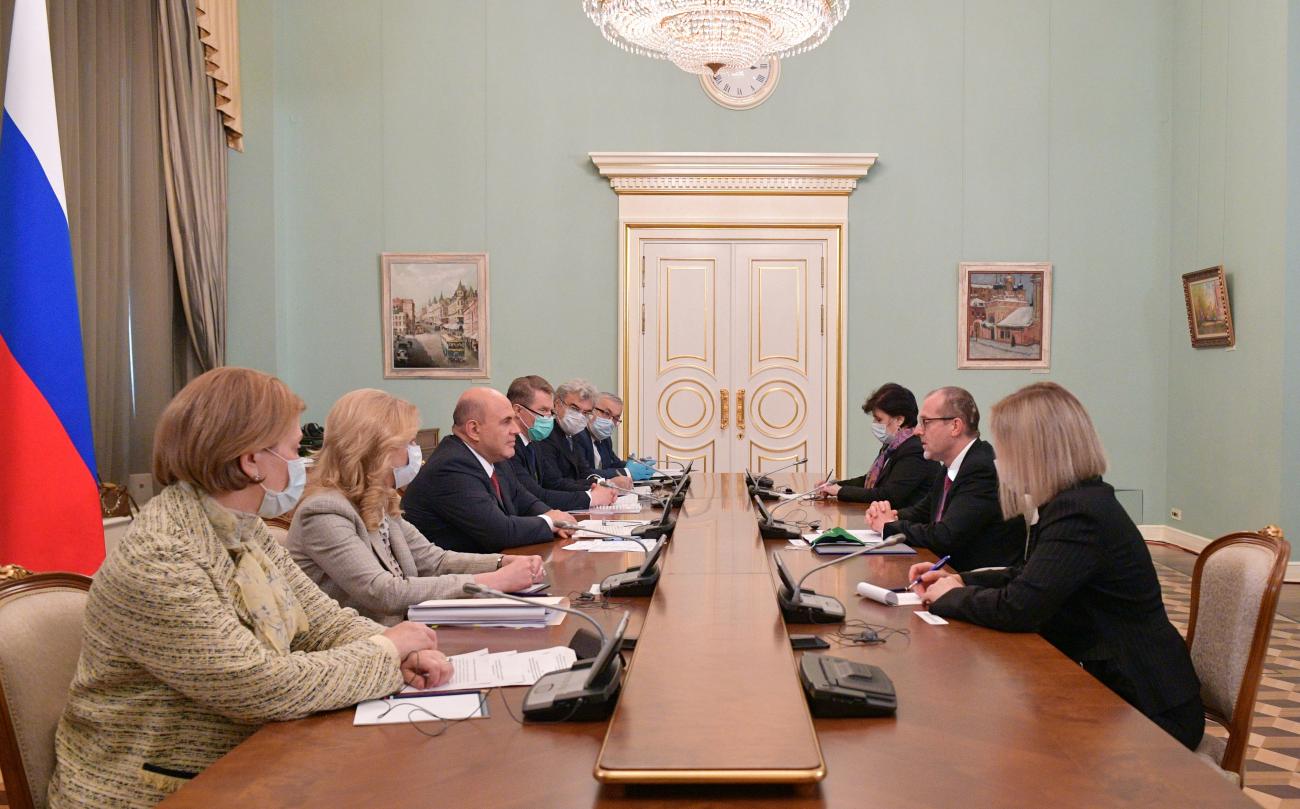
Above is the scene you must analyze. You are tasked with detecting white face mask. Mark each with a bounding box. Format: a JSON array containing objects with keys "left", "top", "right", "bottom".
[
  {"left": 871, "top": 422, "right": 889, "bottom": 444},
  {"left": 590, "top": 416, "right": 615, "bottom": 441},
  {"left": 258, "top": 449, "right": 307, "bottom": 518},
  {"left": 393, "top": 443, "right": 422, "bottom": 489},
  {"left": 559, "top": 408, "right": 589, "bottom": 436}
]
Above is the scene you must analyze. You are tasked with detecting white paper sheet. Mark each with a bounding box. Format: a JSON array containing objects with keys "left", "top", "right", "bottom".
[
  {"left": 562, "top": 539, "right": 647, "bottom": 553},
  {"left": 572, "top": 519, "right": 651, "bottom": 538},
  {"left": 582, "top": 493, "right": 642, "bottom": 514},
  {"left": 396, "top": 646, "right": 578, "bottom": 693},
  {"left": 353, "top": 692, "right": 487, "bottom": 725}
]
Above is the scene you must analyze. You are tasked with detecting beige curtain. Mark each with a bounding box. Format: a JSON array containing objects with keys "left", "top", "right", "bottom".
[
  {"left": 0, "top": 0, "right": 193, "bottom": 484},
  {"left": 194, "top": 0, "right": 241, "bottom": 151},
  {"left": 158, "top": 0, "right": 227, "bottom": 373}
]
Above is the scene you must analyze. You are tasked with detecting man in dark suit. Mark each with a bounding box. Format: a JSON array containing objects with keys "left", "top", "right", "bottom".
[
  {"left": 537, "top": 378, "right": 633, "bottom": 493},
  {"left": 866, "top": 386, "right": 1024, "bottom": 571},
  {"left": 504, "top": 375, "right": 617, "bottom": 512},
  {"left": 402, "top": 387, "right": 575, "bottom": 554}
]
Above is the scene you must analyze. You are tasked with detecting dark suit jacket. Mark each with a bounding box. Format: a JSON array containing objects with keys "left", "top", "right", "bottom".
[
  {"left": 931, "top": 478, "right": 1201, "bottom": 721},
  {"left": 508, "top": 435, "right": 591, "bottom": 512},
  {"left": 581, "top": 432, "right": 625, "bottom": 478},
  {"left": 884, "top": 438, "right": 1025, "bottom": 571},
  {"left": 401, "top": 434, "right": 553, "bottom": 553},
  {"left": 536, "top": 428, "right": 601, "bottom": 491},
  {"left": 836, "top": 435, "right": 940, "bottom": 509}
]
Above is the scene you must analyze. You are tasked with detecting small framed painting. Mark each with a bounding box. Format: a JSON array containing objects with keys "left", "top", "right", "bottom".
[
  {"left": 957, "top": 262, "right": 1052, "bottom": 370},
  {"left": 381, "top": 253, "right": 489, "bottom": 378},
  {"left": 1181, "top": 266, "right": 1235, "bottom": 348}
]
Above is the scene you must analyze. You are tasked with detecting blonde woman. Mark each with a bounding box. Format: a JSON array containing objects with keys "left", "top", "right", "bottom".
[
  {"left": 48, "top": 369, "right": 451, "bottom": 809},
  {"left": 287, "top": 389, "right": 543, "bottom": 626},
  {"left": 911, "top": 382, "right": 1203, "bottom": 750}
]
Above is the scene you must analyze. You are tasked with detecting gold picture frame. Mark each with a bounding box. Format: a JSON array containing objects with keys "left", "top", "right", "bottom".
[
  {"left": 956, "top": 262, "right": 1052, "bottom": 370},
  {"left": 1181, "top": 265, "right": 1235, "bottom": 349},
  {"left": 381, "top": 252, "right": 490, "bottom": 379}
]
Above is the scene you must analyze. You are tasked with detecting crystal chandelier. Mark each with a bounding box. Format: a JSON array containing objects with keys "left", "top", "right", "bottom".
[{"left": 583, "top": 0, "right": 849, "bottom": 76}]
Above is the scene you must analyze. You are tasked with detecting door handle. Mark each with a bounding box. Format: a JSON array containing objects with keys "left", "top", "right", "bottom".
[
  {"left": 736, "top": 388, "right": 745, "bottom": 439},
  {"left": 719, "top": 388, "right": 729, "bottom": 430}
]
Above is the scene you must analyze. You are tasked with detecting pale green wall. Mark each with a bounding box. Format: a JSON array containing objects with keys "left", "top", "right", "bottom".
[
  {"left": 1287, "top": 2, "right": 1300, "bottom": 540},
  {"left": 1167, "top": 0, "right": 1288, "bottom": 538},
  {"left": 230, "top": 0, "right": 1179, "bottom": 522}
]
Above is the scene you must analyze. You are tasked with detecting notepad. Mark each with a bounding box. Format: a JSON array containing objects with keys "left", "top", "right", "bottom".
[
  {"left": 856, "top": 581, "right": 923, "bottom": 606},
  {"left": 563, "top": 539, "right": 647, "bottom": 553},
  {"left": 572, "top": 519, "right": 652, "bottom": 538},
  {"left": 577, "top": 493, "right": 643, "bottom": 514}
]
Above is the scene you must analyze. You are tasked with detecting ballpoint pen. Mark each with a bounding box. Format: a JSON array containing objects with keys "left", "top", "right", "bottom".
[{"left": 906, "top": 555, "right": 951, "bottom": 591}]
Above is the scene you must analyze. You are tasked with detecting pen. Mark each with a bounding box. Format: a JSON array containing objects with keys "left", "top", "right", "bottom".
[{"left": 907, "top": 555, "right": 951, "bottom": 591}]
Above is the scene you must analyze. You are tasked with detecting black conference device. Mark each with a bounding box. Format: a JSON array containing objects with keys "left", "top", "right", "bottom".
[
  {"left": 772, "top": 536, "right": 907, "bottom": 623},
  {"left": 463, "top": 583, "right": 629, "bottom": 721},
  {"left": 799, "top": 653, "right": 898, "bottom": 717},
  {"left": 772, "top": 551, "right": 845, "bottom": 623},
  {"left": 632, "top": 463, "right": 692, "bottom": 540},
  {"left": 600, "top": 535, "right": 667, "bottom": 597},
  {"left": 750, "top": 490, "right": 803, "bottom": 540}
]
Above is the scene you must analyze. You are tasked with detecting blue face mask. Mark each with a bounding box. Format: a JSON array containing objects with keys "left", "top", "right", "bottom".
[
  {"left": 258, "top": 449, "right": 307, "bottom": 518},
  {"left": 590, "top": 416, "right": 615, "bottom": 441},
  {"left": 528, "top": 414, "right": 554, "bottom": 442},
  {"left": 393, "top": 443, "right": 422, "bottom": 489}
]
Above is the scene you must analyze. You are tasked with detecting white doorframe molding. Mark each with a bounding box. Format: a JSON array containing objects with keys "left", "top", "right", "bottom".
[{"left": 589, "top": 152, "right": 877, "bottom": 474}]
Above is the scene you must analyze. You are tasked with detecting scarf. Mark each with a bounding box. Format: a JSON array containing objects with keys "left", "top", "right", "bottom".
[
  {"left": 865, "top": 427, "right": 915, "bottom": 489},
  {"left": 190, "top": 484, "right": 309, "bottom": 654}
]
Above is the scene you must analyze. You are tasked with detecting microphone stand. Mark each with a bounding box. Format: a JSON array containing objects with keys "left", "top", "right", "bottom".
[
  {"left": 462, "top": 583, "right": 628, "bottom": 721},
  {"left": 756, "top": 457, "right": 808, "bottom": 489},
  {"left": 779, "top": 535, "right": 908, "bottom": 623}
]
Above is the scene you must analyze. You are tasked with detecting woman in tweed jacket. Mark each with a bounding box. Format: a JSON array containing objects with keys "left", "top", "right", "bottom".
[
  {"left": 48, "top": 368, "right": 453, "bottom": 809},
  {"left": 287, "top": 389, "right": 544, "bottom": 626}
]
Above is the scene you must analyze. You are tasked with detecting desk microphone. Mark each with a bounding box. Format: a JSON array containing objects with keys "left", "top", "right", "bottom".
[
  {"left": 588, "top": 476, "right": 670, "bottom": 507},
  {"left": 756, "top": 458, "right": 807, "bottom": 489},
  {"left": 555, "top": 521, "right": 650, "bottom": 552},
  {"left": 556, "top": 521, "right": 664, "bottom": 596},
  {"left": 462, "top": 583, "right": 629, "bottom": 720},
  {"left": 774, "top": 534, "right": 908, "bottom": 623}
]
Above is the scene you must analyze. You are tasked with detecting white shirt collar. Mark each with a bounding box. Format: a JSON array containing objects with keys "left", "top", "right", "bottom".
[
  {"left": 518, "top": 431, "right": 530, "bottom": 447},
  {"left": 463, "top": 442, "right": 496, "bottom": 478},
  {"left": 945, "top": 437, "right": 978, "bottom": 481}
]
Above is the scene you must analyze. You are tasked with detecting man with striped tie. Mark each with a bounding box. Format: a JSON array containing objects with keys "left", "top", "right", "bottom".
[{"left": 866, "top": 386, "right": 1025, "bottom": 571}]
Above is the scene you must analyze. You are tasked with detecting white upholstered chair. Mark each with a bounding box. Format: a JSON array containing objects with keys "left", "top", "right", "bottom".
[
  {"left": 0, "top": 573, "right": 93, "bottom": 809},
  {"left": 1186, "top": 528, "right": 1289, "bottom": 785}
]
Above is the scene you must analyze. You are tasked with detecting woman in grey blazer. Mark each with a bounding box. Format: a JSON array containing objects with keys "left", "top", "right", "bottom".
[{"left": 287, "top": 389, "right": 543, "bottom": 626}]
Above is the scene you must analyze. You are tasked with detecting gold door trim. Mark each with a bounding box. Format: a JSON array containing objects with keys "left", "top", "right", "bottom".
[{"left": 620, "top": 222, "right": 846, "bottom": 476}]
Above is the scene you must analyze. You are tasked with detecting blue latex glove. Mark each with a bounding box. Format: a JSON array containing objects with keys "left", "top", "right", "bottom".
[{"left": 628, "top": 459, "right": 656, "bottom": 481}]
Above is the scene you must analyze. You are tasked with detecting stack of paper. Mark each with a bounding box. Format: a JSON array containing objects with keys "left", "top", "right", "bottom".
[
  {"left": 563, "top": 539, "right": 647, "bottom": 553},
  {"left": 398, "top": 647, "right": 578, "bottom": 693},
  {"left": 354, "top": 692, "right": 487, "bottom": 725},
  {"left": 407, "top": 596, "right": 566, "bottom": 627},
  {"left": 572, "top": 518, "right": 651, "bottom": 538},
  {"left": 582, "top": 493, "right": 642, "bottom": 514}
]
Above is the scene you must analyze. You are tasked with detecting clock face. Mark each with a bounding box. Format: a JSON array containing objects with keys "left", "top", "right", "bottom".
[{"left": 699, "top": 58, "right": 781, "bottom": 110}]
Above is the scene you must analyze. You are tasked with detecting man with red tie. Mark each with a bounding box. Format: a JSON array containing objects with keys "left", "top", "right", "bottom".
[
  {"left": 867, "top": 386, "right": 1025, "bottom": 571},
  {"left": 402, "top": 387, "right": 574, "bottom": 554}
]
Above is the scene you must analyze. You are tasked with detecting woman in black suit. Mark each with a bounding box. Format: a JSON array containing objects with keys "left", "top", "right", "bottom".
[
  {"left": 912, "top": 382, "right": 1203, "bottom": 750},
  {"left": 819, "top": 383, "right": 939, "bottom": 509}
]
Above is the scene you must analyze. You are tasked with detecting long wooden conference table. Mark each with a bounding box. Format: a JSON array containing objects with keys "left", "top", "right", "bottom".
[{"left": 160, "top": 472, "right": 1252, "bottom": 807}]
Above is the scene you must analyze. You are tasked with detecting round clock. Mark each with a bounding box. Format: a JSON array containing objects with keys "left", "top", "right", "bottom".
[{"left": 699, "top": 58, "right": 781, "bottom": 110}]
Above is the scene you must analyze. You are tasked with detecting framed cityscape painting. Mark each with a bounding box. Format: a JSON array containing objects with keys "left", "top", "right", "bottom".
[
  {"left": 1181, "top": 265, "right": 1235, "bottom": 348},
  {"left": 381, "top": 253, "right": 489, "bottom": 379},
  {"left": 956, "top": 262, "right": 1052, "bottom": 370}
]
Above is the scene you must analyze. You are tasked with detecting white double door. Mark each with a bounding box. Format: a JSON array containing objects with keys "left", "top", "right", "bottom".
[{"left": 635, "top": 235, "right": 832, "bottom": 474}]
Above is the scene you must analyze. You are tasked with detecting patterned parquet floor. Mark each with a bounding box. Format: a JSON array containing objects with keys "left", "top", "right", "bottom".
[{"left": 1, "top": 544, "right": 1295, "bottom": 808}]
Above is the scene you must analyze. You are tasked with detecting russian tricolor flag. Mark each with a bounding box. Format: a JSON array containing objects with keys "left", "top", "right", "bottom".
[{"left": 0, "top": 0, "right": 104, "bottom": 575}]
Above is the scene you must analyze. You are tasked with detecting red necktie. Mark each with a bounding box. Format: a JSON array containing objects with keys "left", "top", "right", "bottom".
[
  {"left": 935, "top": 476, "right": 953, "bottom": 521},
  {"left": 490, "top": 470, "right": 503, "bottom": 505}
]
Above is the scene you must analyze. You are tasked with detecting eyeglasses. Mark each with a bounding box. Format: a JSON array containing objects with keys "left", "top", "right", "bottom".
[
  {"left": 593, "top": 405, "right": 622, "bottom": 425},
  {"left": 561, "top": 401, "right": 593, "bottom": 417},
  {"left": 917, "top": 416, "right": 960, "bottom": 429},
  {"left": 519, "top": 403, "right": 553, "bottom": 418}
]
